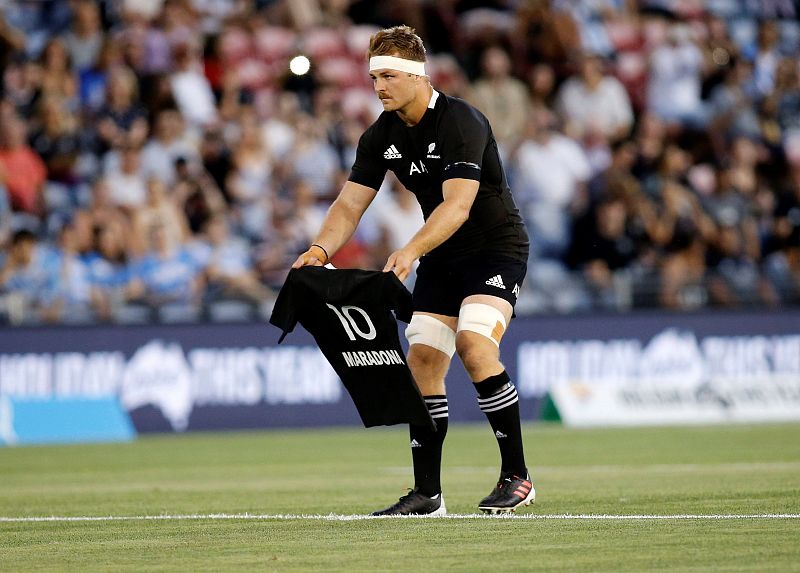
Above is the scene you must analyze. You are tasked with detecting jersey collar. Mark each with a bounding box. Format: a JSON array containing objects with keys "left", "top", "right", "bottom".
[{"left": 428, "top": 88, "right": 439, "bottom": 109}]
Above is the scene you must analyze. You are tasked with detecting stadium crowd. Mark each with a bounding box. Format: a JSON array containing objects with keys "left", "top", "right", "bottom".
[{"left": 0, "top": 0, "right": 798, "bottom": 325}]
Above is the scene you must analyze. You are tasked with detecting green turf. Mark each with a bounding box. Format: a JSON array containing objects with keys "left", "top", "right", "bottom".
[{"left": 1, "top": 423, "right": 799, "bottom": 572}]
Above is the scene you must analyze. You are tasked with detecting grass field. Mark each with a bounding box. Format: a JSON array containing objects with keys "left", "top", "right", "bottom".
[{"left": 1, "top": 422, "right": 799, "bottom": 572}]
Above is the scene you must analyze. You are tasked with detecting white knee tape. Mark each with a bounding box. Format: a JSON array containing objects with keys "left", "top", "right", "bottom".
[
  {"left": 405, "top": 314, "right": 456, "bottom": 358},
  {"left": 457, "top": 303, "right": 507, "bottom": 347}
]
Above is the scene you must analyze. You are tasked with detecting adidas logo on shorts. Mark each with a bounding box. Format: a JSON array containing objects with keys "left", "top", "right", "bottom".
[
  {"left": 495, "top": 430, "right": 508, "bottom": 439},
  {"left": 485, "top": 275, "right": 506, "bottom": 289},
  {"left": 410, "top": 439, "right": 422, "bottom": 448},
  {"left": 384, "top": 145, "right": 402, "bottom": 159}
]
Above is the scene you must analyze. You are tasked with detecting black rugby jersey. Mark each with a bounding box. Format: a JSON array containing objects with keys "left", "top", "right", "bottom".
[
  {"left": 349, "top": 89, "right": 529, "bottom": 261},
  {"left": 269, "top": 266, "right": 434, "bottom": 429}
]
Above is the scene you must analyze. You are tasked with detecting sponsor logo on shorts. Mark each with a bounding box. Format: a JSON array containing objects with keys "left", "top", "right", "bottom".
[{"left": 485, "top": 275, "right": 506, "bottom": 289}]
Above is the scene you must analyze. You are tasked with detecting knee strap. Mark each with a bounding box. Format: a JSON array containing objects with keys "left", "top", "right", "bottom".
[
  {"left": 457, "top": 303, "right": 507, "bottom": 347},
  {"left": 405, "top": 314, "right": 456, "bottom": 357}
]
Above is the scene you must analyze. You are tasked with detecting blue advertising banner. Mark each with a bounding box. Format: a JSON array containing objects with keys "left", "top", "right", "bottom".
[
  {"left": 0, "top": 308, "right": 798, "bottom": 440},
  {"left": 2, "top": 397, "right": 135, "bottom": 445}
]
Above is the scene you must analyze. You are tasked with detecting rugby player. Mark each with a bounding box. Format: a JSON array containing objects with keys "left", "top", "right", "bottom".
[{"left": 292, "top": 25, "right": 534, "bottom": 515}]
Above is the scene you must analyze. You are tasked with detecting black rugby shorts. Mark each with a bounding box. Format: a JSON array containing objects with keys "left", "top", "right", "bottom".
[{"left": 412, "top": 254, "right": 527, "bottom": 317}]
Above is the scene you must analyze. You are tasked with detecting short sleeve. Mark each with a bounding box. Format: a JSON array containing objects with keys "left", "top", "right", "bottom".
[
  {"left": 348, "top": 123, "right": 387, "bottom": 191},
  {"left": 381, "top": 272, "right": 413, "bottom": 323},
  {"left": 269, "top": 269, "right": 299, "bottom": 343},
  {"left": 440, "top": 103, "right": 489, "bottom": 182}
]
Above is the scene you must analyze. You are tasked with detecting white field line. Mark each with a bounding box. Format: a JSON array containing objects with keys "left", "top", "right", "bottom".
[
  {"left": 383, "top": 462, "right": 800, "bottom": 475},
  {"left": 1, "top": 513, "right": 799, "bottom": 523}
]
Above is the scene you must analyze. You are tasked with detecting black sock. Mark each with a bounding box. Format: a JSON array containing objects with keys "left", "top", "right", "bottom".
[
  {"left": 409, "top": 395, "right": 449, "bottom": 497},
  {"left": 475, "top": 371, "right": 527, "bottom": 477}
]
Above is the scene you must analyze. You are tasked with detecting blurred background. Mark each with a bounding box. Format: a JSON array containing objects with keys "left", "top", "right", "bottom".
[
  {"left": 0, "top": 0, "right": 799, "bottom": 443},
  {"left": 0, "top": 0, "right": 798, "bottom": 326}
]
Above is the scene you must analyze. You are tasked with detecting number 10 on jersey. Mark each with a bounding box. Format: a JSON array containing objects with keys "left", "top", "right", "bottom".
[{"left": 326, "top": 304, "right": 377, "bottom": 341}]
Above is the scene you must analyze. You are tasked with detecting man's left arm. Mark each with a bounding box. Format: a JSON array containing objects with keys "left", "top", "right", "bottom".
[{"left": 383, "top": 178, "right": 479, "bottom": 281}]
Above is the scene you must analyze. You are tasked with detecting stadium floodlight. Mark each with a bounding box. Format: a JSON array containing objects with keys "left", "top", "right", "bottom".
[{"left": 289, "top": 55, "right": 311, "bottom": 76}]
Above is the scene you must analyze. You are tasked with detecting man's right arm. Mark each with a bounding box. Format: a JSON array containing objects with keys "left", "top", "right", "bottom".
[{"left": 292, "top": 181, "right": 378, "bottom": 268}]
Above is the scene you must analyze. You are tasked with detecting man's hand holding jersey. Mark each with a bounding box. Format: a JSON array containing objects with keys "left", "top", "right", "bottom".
[{"left": 292, "top": 244, "right": 329, "bottom": 268}]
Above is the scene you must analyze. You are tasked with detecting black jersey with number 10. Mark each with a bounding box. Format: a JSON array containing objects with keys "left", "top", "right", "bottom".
[
  {"left": 269, "top": 266, "right": 434, "bottom": 429},
  {"left": 348, "top": 90, "right": 529, "bottom": 262}
]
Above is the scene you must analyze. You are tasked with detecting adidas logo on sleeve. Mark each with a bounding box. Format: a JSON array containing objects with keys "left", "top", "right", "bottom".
[
  {"left": 384, "top": 145, "right": 402, "bottom": 159},
  {"left": 485, "top": 275, "right": 506, "bottom": 289}
]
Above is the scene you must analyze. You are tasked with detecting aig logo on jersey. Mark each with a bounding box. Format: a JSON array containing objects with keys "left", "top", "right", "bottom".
[{"left": 409, "top": 160, "right": 428, "bottom": 175}]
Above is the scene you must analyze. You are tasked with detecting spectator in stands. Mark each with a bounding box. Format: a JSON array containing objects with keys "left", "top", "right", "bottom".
[
  {"left": 169, "top": 41, "right": 217, "bottom": 128},
  {"left": 93, "top": 65, "right": 148, "bottom": 154},
  {"left": 79, "top": 37, "right": 124, "bottom": 114},
  {"left": 129, "top": 221, "right": 204, "bottom": 317},
  {"left": 173, "top": 156, "right": 226, "bottom": 235},
  {"left": 0, "top": 229, "right": 58, "bottom": 323},
  {"left": 104, "top": 142, "right": 148, "bottom": 210},
  {"left": 764, "top": 134, "right": 800, "bottom": 303},
  {"left": 707, "top": 58, "right": 761, "bottom": 155},
  {"left": 286, "top": 113, "right": 341, "bottom": 201},
  {"left": 74, "top": 177, "right": 134, "bottom": 251},
  {"left": 427, "top": 54, "right": 472, "bottom": 101},
  {"left": 0, "top": 13, "right": 26, "bottom": 73},
  {"left": 652, "top": 178, "right": 717, "bottom": 309},
  {"left": 630, "top": 111, "right": 668, "bottom": 182},
  {"left": 555, "top": 51, "right": 634, "bottom": 143},
  {"left": 45, "top": 220, "right": 94, "bottom": 323},
  {"left": 29, "top": 96, "right": 86, "bottom": 211},
  {"left": 700, "top": 13, "right": 739, "bottom": 99},
  {"left": 527, "top": 62, "right": 557, "bottom": 111},
  {"left": 226, "top": 109, "right": 274, "bottom": 240},
  {"left": 511, "top": 0, "right": 581, "bottom": 78},
  {"left": 38, "top": 38, "right": 79, "bottom": 110},
  {"left": 467, "top": 45, "right": 531, "bottom": 148},
  {"left": 140, "top": 107, "right": 199, "bottom": 185},
  {"left": 750, "top": 20, "right": 782, "bottom": 97},
  {"left": 706, "top": 221, "right": 777, "bottom": 307},
  {"left": 195, "top": 214, "right": 273, "bottom": 305},
  {"left": 61, "top": 0, "right": 104, "bottom": 73},
  {"left": 510, "top": 106, "right": 591, "bottom": 260},
  {"left": 198, "top": 126, "right": 233, "bottom": 199},
  {"left": 85, "top": 222, "right": 134, "bottom": 321},
  {"left": 133, "top": 177, "right": 190, "bottom": 254},
  {"left": 3, "top": 56, "right": 44, "bottom": 120},
  {"left": 261, "top": 93, "right": 300, "bottom": 163},
  {"left": 0, "top": 115, "right": 47, "bottom": 216},
  {"left": 647, "top": 22, "right": 707, "bottom": 129},
  {"left": 590, "top": 138, "right": 640, "bottom": 203},
  {"left": 567, "top": 190, "right": 638, "bottom": 308},
  {"left": 772, "top": 57, "right": 800, "bottom": 137},
  {"left": 286, "top": 178, "right": 327, "bottom": 248}
]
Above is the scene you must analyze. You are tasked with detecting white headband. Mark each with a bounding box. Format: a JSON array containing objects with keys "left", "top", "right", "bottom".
[{"left": 369, "top": 55, "right": 426, "bottom": 76}]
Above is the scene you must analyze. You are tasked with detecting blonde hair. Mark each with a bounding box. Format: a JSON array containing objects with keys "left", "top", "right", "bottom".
[{"left": 368, "top": 25, "right": 426, "bottom": 62}]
